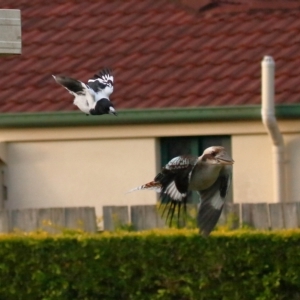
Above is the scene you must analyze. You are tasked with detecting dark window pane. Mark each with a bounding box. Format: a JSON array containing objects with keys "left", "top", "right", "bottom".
[{"left": 160, "top": 137, "right": 199, "bottom": 165}]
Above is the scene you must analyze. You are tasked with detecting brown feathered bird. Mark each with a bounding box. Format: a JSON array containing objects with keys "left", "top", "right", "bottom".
[{"left": 129, "top": 146, "right": 234, "bottom": 236}]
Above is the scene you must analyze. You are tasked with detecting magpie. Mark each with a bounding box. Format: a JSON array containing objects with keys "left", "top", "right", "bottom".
[
  {"left": 53, "top": 68, "right": 117, "bottom": 116},
  {"left": 129, "top": 146, "right": 234, "bottom": 236}
]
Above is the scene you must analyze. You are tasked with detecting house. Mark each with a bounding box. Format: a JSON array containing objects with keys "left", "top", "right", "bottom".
[{"left": 1, "top": 0, "right": 300, "bottom": 218}]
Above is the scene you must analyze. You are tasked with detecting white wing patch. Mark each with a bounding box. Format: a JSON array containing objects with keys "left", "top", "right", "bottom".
[
  {"left": 83, "top": 84, "right": 95, "bottom": 108},
  {"left": 88, "top": 75, "right": 114, "bottom": 85},
  {"left": 210, "top": 194, "right": 224, "bottom": 210},
  {"left": 100, "top": 74, "right": 113, "bottom": 85},
  {"left": 73, "top": 83, "right": 96, "bottom": 114},
  {"left": 73, "top": 96, "right": 90, "bottom": 114},
  {"left": 164, "top": 181, "right": 186, "bottom": 202}
]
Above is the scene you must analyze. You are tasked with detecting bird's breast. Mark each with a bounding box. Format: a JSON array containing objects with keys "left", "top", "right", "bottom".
[{"left": 188, "top": 164, "right": 221, "bottom": 191}]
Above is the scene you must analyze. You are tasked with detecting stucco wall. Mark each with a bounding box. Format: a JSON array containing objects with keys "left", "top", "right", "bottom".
[
  {"left": 232, "top": 129, "right": 300, "bottom": 203},
  {"left": 6, "top": 138, "right": 158, "bottom": 217},
  {"left": 232, "top": 134, "right": 274, "bottom": 203}
]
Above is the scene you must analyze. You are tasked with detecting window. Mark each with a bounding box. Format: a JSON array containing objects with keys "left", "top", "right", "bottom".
[{"left": 160, "top": 135, "right": 232, "bottom": 203}]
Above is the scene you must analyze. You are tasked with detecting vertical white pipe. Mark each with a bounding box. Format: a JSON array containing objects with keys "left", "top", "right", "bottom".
[{"left": 261, "top": 56, "right": 285, "bottom": 203}]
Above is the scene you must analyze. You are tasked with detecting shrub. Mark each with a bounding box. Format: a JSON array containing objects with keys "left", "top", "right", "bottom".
[{"left": 0, "top": 230, "right": 300, "bottom": 300}]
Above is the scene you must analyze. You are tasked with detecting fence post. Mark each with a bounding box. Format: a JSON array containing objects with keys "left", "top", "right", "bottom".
[
  {"left": 218, "top": 202, "right": 240, "bottom": 229},
  {"left": 64, "top": 207, "right": 97, "bottom": 232},
  {"left": 103, "top": 206, "right": 129, "bottom": 231},
  {"left": 269, "top": 203, "right": 284, "bottom": 229},
  {"left": 131, "top": 205, "right": 166, "bottom": 230},
  {"left": 240, "top": 203, "right": 269, "bottom": 229},
  {"left": 0, "top": 210, "right": 9, "bottom": 233},
  {"left": 282, "top": 203, "right": 299, "bottom": 229},
  {"left": 251, "top": 203, "right": 269, "bottom": 230},
  {"left": 10, "top": 209, "right": 39, "bottom": 232},
  {"left": 37, "top": 207, "right": 65, "bottom": 233}
]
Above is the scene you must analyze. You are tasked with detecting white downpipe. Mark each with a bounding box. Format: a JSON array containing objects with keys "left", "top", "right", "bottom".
[{"left": 261, "top": 56, "right": 285, "bottom": 203}]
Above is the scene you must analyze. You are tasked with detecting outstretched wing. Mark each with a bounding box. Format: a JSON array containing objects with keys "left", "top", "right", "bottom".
[
  {"left": 53, "top": 75, "right": 95, "bottom": 114},
  {"left": 197, "top": 165, "right": 232, "bottom": 237},
  {"left": 127, "top": 155, "right": 198, "bottom": 227},
  {"left": 87, "top": 68, "right": 114, "bottom": 96},
  {"left": 53, "top": 75, "right": 84, "bottom": 95},
  {"left": 156, "top": 155, "right": 198, "bottom": 226},
  {"left": 94, "top": 68, "right": 113, "bottom": 84}
]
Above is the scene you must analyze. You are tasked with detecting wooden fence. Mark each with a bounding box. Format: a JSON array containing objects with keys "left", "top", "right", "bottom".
[
  {"left": 103, "top": 202, "right": 300, "bottom": 231},
  {"left": 1, "top": 203, "right": 300, "bottom": 234},
  {"left": 0, "top": 207, "right": 97, "bottom": 233}
]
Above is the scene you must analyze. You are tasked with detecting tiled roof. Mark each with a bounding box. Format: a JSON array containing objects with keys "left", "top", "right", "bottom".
[{"left": 1, "top": 0, "right": 300, "bottom": 113}]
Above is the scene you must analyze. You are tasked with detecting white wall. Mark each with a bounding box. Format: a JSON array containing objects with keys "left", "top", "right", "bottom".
[
  {"left": 6, "top": 138, "right": 158, "bottom": 217},
  {"left": 232, "top": 134, "right": 274, "bottom": 203}
]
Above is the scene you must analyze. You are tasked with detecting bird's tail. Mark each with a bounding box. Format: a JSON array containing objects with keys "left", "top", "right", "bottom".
[
  {"left": 127, "top": 181, "right": 161, "bottom": 194},
  {"left": 127, "top": 181, "right": 187, "bottom": 228}
]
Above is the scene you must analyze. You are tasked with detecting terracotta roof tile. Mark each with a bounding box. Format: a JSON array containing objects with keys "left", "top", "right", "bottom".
[{"left": 1, "top": 0, "right": 300, "bottom": 113}]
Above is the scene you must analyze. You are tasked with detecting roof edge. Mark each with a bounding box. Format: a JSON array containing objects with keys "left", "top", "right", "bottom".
[{"left": 0, "top": 104, "right": 299, "bottom": 128}]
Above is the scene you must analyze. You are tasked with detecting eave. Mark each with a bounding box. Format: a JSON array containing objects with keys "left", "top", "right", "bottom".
[{"left": 0, "top": 104, "right": 299, "bottom": 128}]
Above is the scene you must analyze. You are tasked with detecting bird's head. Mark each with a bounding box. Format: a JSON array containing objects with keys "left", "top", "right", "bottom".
[
  {"left": 201, "top": 146, "right": 234, "bottom": 165},
  {"left": 94, "top": 99, "right": 117, "bottom": 116},
  {"left": 102, "top": 100, "right": 117, "bottom": 116}
]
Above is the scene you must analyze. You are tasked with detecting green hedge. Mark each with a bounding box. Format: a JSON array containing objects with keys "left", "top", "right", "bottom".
[{"left": 1, "top": 230, "right": 300, "bottom": 300}]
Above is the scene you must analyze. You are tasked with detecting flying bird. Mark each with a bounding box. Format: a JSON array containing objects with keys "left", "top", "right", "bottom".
[
  {"left": 53, "top": 68, "right": 117, "bottom": 116},
  {"left": 129, "top": 146, "right": 234, "bottom": 236}
]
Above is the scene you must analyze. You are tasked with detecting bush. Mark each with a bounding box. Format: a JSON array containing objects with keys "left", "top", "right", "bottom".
[{"left": 0, "top": 229, "right": 300, "bottom": 300}]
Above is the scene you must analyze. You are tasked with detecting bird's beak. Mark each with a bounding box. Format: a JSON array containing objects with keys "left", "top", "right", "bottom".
[
  {"left": 109, "top": 107, "right": 117, "bottom": 116},
  {"left": 217, "top": 153, "right": 234, "bottom": 165}
]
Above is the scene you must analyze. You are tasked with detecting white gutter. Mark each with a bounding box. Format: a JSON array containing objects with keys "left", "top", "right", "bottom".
[{"left": 261, "top": 56, "right": 285, "bottom": 203}]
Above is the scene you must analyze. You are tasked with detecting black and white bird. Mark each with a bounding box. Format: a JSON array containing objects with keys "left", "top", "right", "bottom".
[
  {"left": 129, "top": 146, "right": 234, "bottom": 236},
  {"left": 53, "top": 68, "right": 117, "bottom": 116}
]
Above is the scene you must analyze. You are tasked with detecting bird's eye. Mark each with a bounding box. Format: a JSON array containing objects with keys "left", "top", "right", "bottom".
[{"left": 211, "top": 151, "right": 216, "bottom": 156}]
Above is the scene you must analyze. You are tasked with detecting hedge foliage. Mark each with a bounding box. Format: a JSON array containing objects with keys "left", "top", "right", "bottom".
[{"left": 1, "top": 229, "right": 300, "bottom": 300}]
